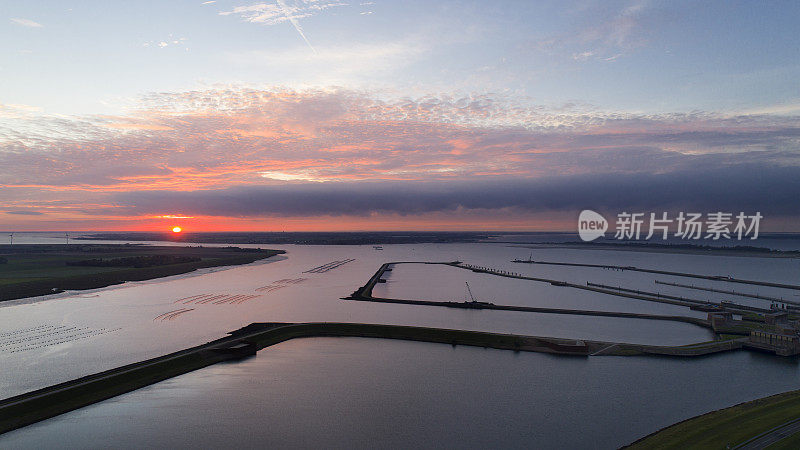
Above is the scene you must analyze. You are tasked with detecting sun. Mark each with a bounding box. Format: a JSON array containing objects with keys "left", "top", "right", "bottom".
[{"left": 172, "top": 226, "right": 182, "bottom": 233}]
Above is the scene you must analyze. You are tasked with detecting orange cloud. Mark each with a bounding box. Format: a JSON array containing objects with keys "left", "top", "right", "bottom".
[{"left": 2, "top": 87, "right": 800, "bottom": 230}]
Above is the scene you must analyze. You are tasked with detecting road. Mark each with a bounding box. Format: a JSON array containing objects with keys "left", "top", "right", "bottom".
[{"left": 735, "top": 417, "right": 800, "bottom": 449}]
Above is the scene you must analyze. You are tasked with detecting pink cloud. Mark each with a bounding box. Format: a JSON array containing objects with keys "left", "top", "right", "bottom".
[{"left": 1, "top": 87, "right": 799, "bottom": 227}]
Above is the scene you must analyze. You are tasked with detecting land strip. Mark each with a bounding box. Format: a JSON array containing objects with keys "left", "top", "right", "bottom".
[
  {"left": 0, "top": 245, "right": 284, "bottom": 302},
  {"left": 509, "top": 242, "right": 800, "bottom": 258},
  {"left": 350, "top": 261, "right": 721, "bottom": 313},
  {"left": 511, "top": 259, "right": 800, "bottom": 291},
  {"left": 344, "top": 294, "right": 709, "bottom": 327},
  {"left": 625, "top": 389, "right": 800, "bottom": 449},
  {"left": 654, "top": 279, "right": 797, "bottom": 305}
]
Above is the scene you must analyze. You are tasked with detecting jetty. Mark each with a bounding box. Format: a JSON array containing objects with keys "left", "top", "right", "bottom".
[
  {"left": 347, "top": 261, "right": 800, "bottom": 355},
  {"left": 511, "top": 259, "right": 800, "bottom": 291},
  {"left": 654, "top": 279, "right": 800, "bottom": 307},
  {"left": 345, "top": 263, "right": 709, "bottom": 328}
]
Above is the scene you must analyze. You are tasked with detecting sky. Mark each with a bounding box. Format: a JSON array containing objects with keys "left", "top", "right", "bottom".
[{"left": 1, "top": 0, "right": 800, "bottom": 232}]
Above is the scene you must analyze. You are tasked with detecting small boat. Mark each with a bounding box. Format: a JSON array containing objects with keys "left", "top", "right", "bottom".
[
  {"left": 512, "top": 251, "right": 534, "bottom": 263},
  {"left": 373, "top": 245, "right": 383, "bottom": 250}
]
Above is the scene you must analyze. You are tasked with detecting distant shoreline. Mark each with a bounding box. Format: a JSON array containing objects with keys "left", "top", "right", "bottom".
[
  {"left": 507, "top": 242, "right": 800, "bottom": 258},
  {"left": 72, "top": 231, "right": 800, "bottom": 253}
]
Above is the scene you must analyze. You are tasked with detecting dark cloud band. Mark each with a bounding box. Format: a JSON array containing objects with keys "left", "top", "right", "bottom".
[{"left": 110, "top": 163, "right": 800, "bottom": 218}]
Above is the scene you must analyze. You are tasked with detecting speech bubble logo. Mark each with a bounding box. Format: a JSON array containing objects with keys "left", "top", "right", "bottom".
[{"left": 578, "top": 210, "right": 608, "bottom": 242}]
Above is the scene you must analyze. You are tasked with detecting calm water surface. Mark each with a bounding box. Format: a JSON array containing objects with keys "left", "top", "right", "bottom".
[
  {"left": 3, "top": 338, "right": 800, "bottom": 449},
  {"left": 2, "top": 240, "right": 800, "bottom": 448}
]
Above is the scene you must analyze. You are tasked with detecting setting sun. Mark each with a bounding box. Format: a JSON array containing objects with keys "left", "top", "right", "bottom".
[{"left": 172, "top": 226, "right": 182, "bottom": 233}]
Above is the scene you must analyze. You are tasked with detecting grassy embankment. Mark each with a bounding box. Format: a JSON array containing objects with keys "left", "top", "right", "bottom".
[
  {"left": 0, "top": 244, "right": 284, "bottom": 302},
  {"left": 627, "top": 389, "right": 800, "bottom": 449}
]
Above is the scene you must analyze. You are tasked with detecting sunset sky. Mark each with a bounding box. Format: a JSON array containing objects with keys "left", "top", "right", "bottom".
[{"left": 2, "top": 0, "right": 800, "bottom": 232}]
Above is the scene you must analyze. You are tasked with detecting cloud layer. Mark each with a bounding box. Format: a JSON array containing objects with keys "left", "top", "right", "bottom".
[
  {"left": 104, "top": 163, "right": 800, "bottom": 218},
  {"left": 1, "top": 87, "right": 799, "bottom": 228}
]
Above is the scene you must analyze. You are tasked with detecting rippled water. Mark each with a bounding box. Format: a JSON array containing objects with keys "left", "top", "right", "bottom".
[{"left": 2, "top": 240, "right": 800, "bottom": 448}]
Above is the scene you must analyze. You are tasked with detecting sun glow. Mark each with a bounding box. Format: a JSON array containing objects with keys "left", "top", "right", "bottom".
[{"left": 172, "top": 226, "right": 182, "bottom": 233}]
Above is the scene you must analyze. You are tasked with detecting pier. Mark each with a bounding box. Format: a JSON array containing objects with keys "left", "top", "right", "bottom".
[
  {"left": 303, "top": 259, "right": 356, "bottom": 273},
  {"left": 585, "top": 282, "right": 723, "bottom": 309},
  {"left": 349, "top": 261, "right": 458, "bottom": 299},
  {"left": 511, "top": 259, "right": 800, "bottom": 291},
  {"left": 451, "top": 262, "right": 786, "bottom": 315},
  {"left": 654, "top": 280, "right": 800, "bottom": 307},
  {"left": 346, "top": 261, "right": 781, "bottom": 323},
  {"left": 348, "top": 261, "right": 800, "bottom": 349},
  {"left": 345, "top": 263, "right": 710, "bottom": 328},
  {"left": 345, "top": 295, "right": 710, "bottom": 327}
]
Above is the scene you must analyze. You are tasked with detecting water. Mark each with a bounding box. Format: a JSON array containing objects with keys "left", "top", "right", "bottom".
[
  {"left": 2, "top": 243, "right": 726, "bottom": 397},
  {"left": 3, "top": 338, "right": 800, "bottom": 449},
  {"left": 2, "top": 239, "right": 800, "bottom": 447}
]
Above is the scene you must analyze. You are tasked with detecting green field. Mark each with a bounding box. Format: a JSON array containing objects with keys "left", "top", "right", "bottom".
[
  {"left": 0, "top": 244, "right": 284, "bottom": 302},
  {"left": 627, "top": 389, "right": 800, "bottom": 449}
]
